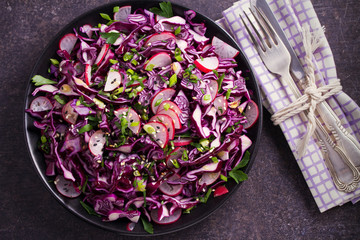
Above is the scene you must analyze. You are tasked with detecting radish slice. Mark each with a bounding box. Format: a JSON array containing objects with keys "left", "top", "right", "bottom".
[
  {"left": 54, "top": 175, "right": 81, "bottom": 198},
  {"left": 188, "top": 29, "right": 209, "bottom": 43},
  {"left": 173, "top": 137, "right": 192, "bottom": 147},
  {"left": 144, "top": 52, "right": 172, "bottom": 70},
  {"left": 59, "top": 84, "right": 77, "bottom": 96},
  {"left": 156, "top": 100, "right": 181, "bottom": 115},
  {"left": 145, "top": 32, "right": 176, "bottom": 46},
  {"left": 212, "top": 36, "right": 240, "bottom": 59},
  {"left": 59, "top": 33, "right": 77, "bottom": 54},
  {"left": 114, "top": 107, "right": 141, "bottom": 135},
  {"left": 104, "top": 68, "right": 122, "bottom": 92},
  {"left": 157, "top": 108, "right": 181, "bottom": 129},
  {"left": 159, "top": 173, "right": 183, "bottom": 196},
  {"left": 143, "top": 121, "right": 169, "bottom": 148},
  {"left": 194, "top": 56, "right": 219, "bottom": 73},
  {"left": 84, "top": 64, "right": 92, "bottom": 85},
  {"left": 126, "top": 222, "right": 136, "bottom": 231},
  {"left": 150, "top": 88, "right": 176, "bottom": 114},
  {"left": 150, "top": 208, "right": 181, "bottom": 225},
  {"left": 208, "top": 80, "right": 219, "bottom": 102},
  {"left": 89, "top": 130, "right": 106, "bottom": 156},
  {"left": 62, "top": 101, "right": 78, "bottom": 125},
  {"left": 30, "top": 96, "right": 53, "bottom": 112},
  {"left": 240, "top": 135, "right": 252, "bottom": 150},
  {"left": 166, "top": 147, "right": 185, "bottom": 168},
  {"left": 242, "top": 100, "right": 259, "bottom": 129},
  {"left": 114, "top": 5, "right": 131, "bottom": 22},
  {"left": 213, "top": 96, "right": 228, "bottom": 116},
  {"left": 81, "top": 24, "right": 93, "bottom": 38},
  {"left": 175, "top": 39, "right": 188, "bottom": 52},
  {"left": 171, "top": 62, "right": 181, "bottom": 75},
  {"left": 32, "top": 85, "right": 58, "bottom": 96},
  {"left": 94, "top": 44, "right": 110, "bottom": 66},
  {"left": 213, "top": 185, "right": 229, "bottom": 197},
  {"left": 149, "top": 114, "right": 175, "bottom": 140},
  {"left": 199, "top": 171, "right": 221, "bottom": 186}
]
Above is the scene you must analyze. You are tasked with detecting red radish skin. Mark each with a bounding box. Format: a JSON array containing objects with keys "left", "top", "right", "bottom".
[
  {"left": 156, "top": 100, "right": 182, "bottom": 115},
  {"left": 145, "top": 32, "right": 176, "bottom": 46},
  {"left": 150, "top": 208, "right": 182, "bottom": 225},
  {"left": 173, "top": 138, "right": 192, "bottom": 147},
  {"left": 157, "top": 108, "right": 181, "bottom": 129},
  {"left": 149, "top": 114, "right": 175, "bottom": 140},
  {"left": 114, "top": 5, "right": 131, "bottom": 22},
  {"left": 114, "top": 107, "right": 141, "bottom": 135},
  {"left": 158, "top": 173, "right": 183, "bottom": 196},
  {"left": 59, "top": 33, "right": 77, "bottom": 54},
  {"left": 150, "top": 88, "right": 176, "bottom": 114},
  {"left": 144, "top": 52, "right": 172, "bottom": 70},
  {"left": 85, "top": 64, "right": 92, "bottom": 85},
  {"left": 62, "top": 101, "right": 78, "bottom": 125},
  {"left": 30, "top": 96, "right": 53, "bottom": 112},
  {"left": 213, "top": 185, "right": 229, "bottom": 197},
  {"left": 55, "top": 175, "right": 81, "bottom": 198},
  {"left": 94, "top": 44, "right": 110, "bottom": 66},
  {"left": 143, "top": 121, "right": 169, "bottom": 148},
  {"left": 242, "top": 100, "right": 259, "bottom": 129},
  {"left": 89, "top": 130, "right": 106, "bottom": 156},
  {"left": 194, "top": 56, "right": 219, "bottom": 73},
  {"left": 212, "top": 36, "right": 240, "bottom": 59}
]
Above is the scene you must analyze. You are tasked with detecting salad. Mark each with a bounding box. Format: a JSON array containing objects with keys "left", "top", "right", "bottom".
[{"left": 26, "top": 2, "right": 259, "bottom": 234}]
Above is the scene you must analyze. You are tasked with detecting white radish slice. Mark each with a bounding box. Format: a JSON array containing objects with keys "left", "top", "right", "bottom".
[
  {"left": 114, "top": 107, "right": 141, "bottom": 135},
  {"left": 151, "top": 208, "right": 181, "bottom": 225},
  {"left": 171, "top": 62, "right": 181, "bottom": 75},
  {"left": 159, "top": 173, "right": 183, "bottom": 196},
  {"left": 188, "top": 29, "right": 209, "bottom": 43},
  {"left": 194, "top": 56, "right": 219, "bottom": 73},
  {"left": 198, "top": 171, "right": 221, "bottom": 186},
  {"left": 94, "top": 44, "right": 110, "bottom": 66},
  {"left": 59, "top": 84, "right": 77, "bottom": 96},
  {"left": 242, "top": 100, "right": 259, "bottom": 129},
  {"left": 89, "top": 130, "right": 106, "bottom": 156},
  {"left": 149, "top": 114, "right": 175, "bottom": 140},
  {"left": 104, "top": 68, "right": 122, "bottom": 92},
  {"left": 54, "top": 175, "right": 81, "bottom": 198},
  {"left": 156, "top": 100, "right": 182, "bottom": 115},
  {"left": 143, "top": 122, "right": 169, "bottom": 148},
  {"left": 144, "top": 52, "right": 172, "bottom": 70},
  {"left": 114, "top": 5, "right": 131, "bottom": 22},
  {"left": 145, "top": 32, "right": 176, "bottom": 46},
  {"left": 59, "top": 33, "right": 77, "bottom": 54},
  {"left": 212, "top": 36, "right": 240, "bottom": 59},
  {"left": 213, "top": 95, "right": 228, "bottom": 116},
  {"left": 85, "top": 64, "right": 92, "bottom": 85},
  {"left": 166, "top": 147, "right": 185, "bottom": 168},
  {"left": 30, "top": 96, "right": 53, "bottom": 112},
  {"left": 62, "top": 101, "right": 78, "bottom": 124},
  {"left": 173, "top": 138, "right": 192, "bottom": 147},
  {"left": 208, "top": 80, "right": 219, "bottom": 102},
  {"left": 175, "top": 39, "right": 188, "bottom": 52},
  {"left": 150, "top": 88, "right": 176, "bottom": 114},
  {"left": 81, "top": 24, "right": 93, "bottom": 38},
  {"left": 240, "top": 135, "right": 252, "bottom": 151},
  {"left": 217, "top": 150, "right": 229, "bottom": 160},
  {"left": 157, "top": 108, "right": 181, "bottom": 129}
]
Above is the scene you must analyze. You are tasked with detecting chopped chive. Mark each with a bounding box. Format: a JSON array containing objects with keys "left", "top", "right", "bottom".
[
  {"left": 155, "top": 98, "right": 163, "bottom": 107},
  {"left": 169, "top": 73, "right": 177, "bottom": 87},
  {"left": 78, "top": 124, "right": 93, "bottom": 134}
]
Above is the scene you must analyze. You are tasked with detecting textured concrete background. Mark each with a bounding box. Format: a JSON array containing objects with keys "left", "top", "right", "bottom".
[{"left": 0, "top": 0, "right": 359, "bottom": 239}]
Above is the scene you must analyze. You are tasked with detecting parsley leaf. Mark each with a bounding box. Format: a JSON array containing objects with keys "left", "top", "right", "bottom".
[
  {"left": 149, "top": 1, "right": 173, "bottom": 18},
  {"left": 80, "top": 201, "right": 101, "bottom": 217},
  {"left": 141, "top": 217, "right": 154, "bottom": 234},
  {"left": 228, "top": 151, "right": 250, "bottom": 184},
  {"left": 100, "top": 32, "right": 120, "bottom": 44},
  {"left": 32, "top": 75, "right": 57, "bottom": 86}
]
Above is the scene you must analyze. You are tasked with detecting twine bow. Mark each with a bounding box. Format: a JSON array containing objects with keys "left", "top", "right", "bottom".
[{"left": 271, "top": 25, "right": 342, "bottom": 157}]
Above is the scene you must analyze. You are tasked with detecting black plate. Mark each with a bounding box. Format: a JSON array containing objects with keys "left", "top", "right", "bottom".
[{"left": 24, "top": 0, "right": 263, "bottom": 236}]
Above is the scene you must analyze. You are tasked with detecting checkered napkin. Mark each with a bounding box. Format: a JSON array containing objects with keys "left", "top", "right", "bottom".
[{"left": 216, "top": 0, "right": 360, "bottom": 212}]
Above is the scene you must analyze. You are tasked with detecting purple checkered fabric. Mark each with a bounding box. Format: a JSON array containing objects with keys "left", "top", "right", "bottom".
[{"left": 217, "top": 0, "right": 360, "bottom": 212}]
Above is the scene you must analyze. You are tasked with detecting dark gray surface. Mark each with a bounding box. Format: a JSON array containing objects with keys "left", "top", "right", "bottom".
[{"left": 0, "top": 0, "right": 359, "bottom": 239}]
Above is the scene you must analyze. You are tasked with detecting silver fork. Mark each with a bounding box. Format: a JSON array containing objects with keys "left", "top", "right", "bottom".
[{"left": 240, "top": 7, "right": 360, "bottom": 192}]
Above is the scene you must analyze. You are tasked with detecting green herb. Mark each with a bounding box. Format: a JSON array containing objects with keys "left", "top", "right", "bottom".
[
  {"left": 145, "top": 63, "right": 155, "bottom": 71},
  {"left": 181, "top": 150, "right": 188, "bottom": 161},
  {"left": 120, "top": 117, "right": 128, "bottom": 134},
  {"left": 171, "top": 159, "right": 180, "bottom": 168},
  {"left": 141, "top": 217, "right": 154, "bottom": 234},
  {"left": 50, "top": 58, "right": 59, "bottom": 66},
  {"left": 32, "top": 75, "right": 57, "bottom": 86},
  {"left": 123, "top": 51, "right": 134, "bottom": 61},
  {"left": 226, "top": 89, "right": 231, "bottom": 99},
  {"left": 78, "top": 124, "right": 93, "bottom": 134},
  {"left": 40, "top": 135, "right": 47, "bottom": 144},
  {"left": 100, "top": 32, "right": 120, "bottom": 44},
  {"left": 183, "top": 206, "right": 195, "bottom": 214},
  {"left": 169, "top": 73, "right": 177, "bottom": 87},
  {"left": 212, "top": 69, "right": 219, "bottom": 77},
  {"left": 211, "top": 156, "right": 218, "bottom": 163},
  {"left": 199, "top": 188, "right": 212, "bottom": 203},
  {"left": 149, "top": 1, "right": 173, "bottom": 18},
  {"left": 174, "top": 26, "right": 181, "bottom": 35},
  {"left": 100, "top": 13, "right": 112, "bottom": 21},
  {"left": 54, "top": 94, "right": 66, "bottom": 105},
  {"left": 131, "top": 59, "right": 139, "bottom": 66},
  {"left": 113, "top": 6, "right": 119, "bottom": 13},
  {"left": 81, "top": 175, "right": 88, "bottom": 192},
  {"left": 174, "top": 48, "right": 183, "bottom": 62},
  {"left": 130, "top": 121, "right": 140, "bottom": 127},
  {"left": 203, "top": 94, "right": 211, "bottom": 101},
  {"left": 220, "top": 174, "right": 228, "bottom": 182},
  {"left": 155, "top": 98, "right": 163, "bottom": 107},
  {"left": 80, "top": 201, "right": 101, "bottom": 217},
  {"left": 109, "top": 59, "right": 118, "bottom": 64},
  {"left": 228, "top": 151, "right": 250, "bottom": 184},
  {"left": 217, "top": 73, "right": 225, "bottom": 93},
  {"left": 135, "top": 34, "right": 146, "bottom": 44}
]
